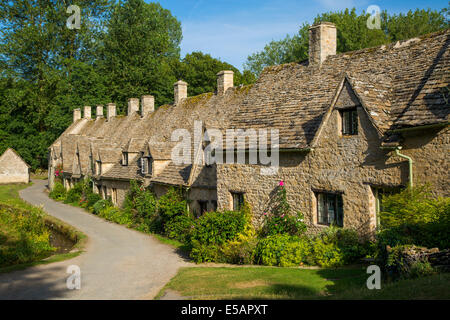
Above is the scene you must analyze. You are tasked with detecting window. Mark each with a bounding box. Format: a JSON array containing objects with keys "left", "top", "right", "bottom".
[
  {"left": 140, "top": 156, "right": 152, "bottom": 175},
  {"left": 316, "top": 192, "right": 343, "bottom": 227},
  {"left": 341, "top": 108, "right": 358, "bottom": 135},
  {"left": 122, "top": 152, "right": 128, "bottom": 166},
  {"left": 198, "top": 200, "right": 208, "bottom": 216},
  {"left": 231, "top": 192, "right": 244, "bottom": 211}
]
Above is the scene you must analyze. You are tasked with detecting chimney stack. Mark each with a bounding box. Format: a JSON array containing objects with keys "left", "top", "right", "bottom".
[
  {"left": 106, "top": 103, "right": 116, "bottom": 121},
  {"left": 174, "top": 80, "right": 187, "bottom": 105},
  {"left": 127, "top": 98, "right": 139, "bottom": 115},
  {"left": 308, "top": 22, "right": 336, "bottom": 66},
  {"left": 73, "top": 108, "right": 81, "bottom": 123},
  {"left": 217, "top": 71, "right": 234, "bottom": 95},
  {"left": 96, "top": 105, "right": 104, "bottom": 119},
  {"left": 84, "top": 106, "right": 91, "bottom": 119},
  {"left": 141, "top": 95, "right": 155, "bottom": 117}
]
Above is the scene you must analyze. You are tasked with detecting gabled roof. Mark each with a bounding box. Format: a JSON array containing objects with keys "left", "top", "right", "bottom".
[
  {"left": 0, "top": 148, "right": 30, "bottom": 168},
  {"left": 50, "top": 29, "right": 449, "bottom": 185}
]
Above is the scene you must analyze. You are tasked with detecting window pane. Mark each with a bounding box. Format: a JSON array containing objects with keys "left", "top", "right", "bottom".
[
  {"left": 351, "top": 110, "right": 358, "bottom": 134},
  {"left": 342, "top": 111, "right": 349, "bottom": 134},
  {"left": 327, "top": 195, "right": 336, "bottom": 224},
  {"left": 317, "top": 193, "right": 326, "bottom": 224}
]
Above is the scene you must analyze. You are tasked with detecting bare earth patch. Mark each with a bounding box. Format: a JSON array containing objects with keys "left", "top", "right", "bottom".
[{"left": 230, "top": 280, "right": 270, "bottom": 289}]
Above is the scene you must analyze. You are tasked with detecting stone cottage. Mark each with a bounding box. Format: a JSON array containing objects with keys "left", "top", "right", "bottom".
[
  {"left": 48, "top": 23, "right": 449, "bottom": 235},
  {"left": 0, "top": 148, "right": 30, "bottom": 184}
]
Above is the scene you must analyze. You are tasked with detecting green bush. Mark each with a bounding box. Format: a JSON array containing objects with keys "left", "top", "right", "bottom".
[
  {"left": 49, "top": 182, "right": 66, "bottom": 201},
  {"left": 0, "top": 204, "right": 55, "bottom": 267},
  {"left": 164, "top": 214, "right": 195, "bottom": 242},
  {"left": 92, "top": 199, "right": 112, "bottom": 215},
  {"left": 64, "top": 182, "right": 83, "bottom": 204},
  {"left": 86, "top": 192, "right": 102, "bottom": 209},
  {"left": 254, "top": 234, "right": 312, "bottom": 267},
  {"left": 317, "top": 226, "right": 374, "bottom": 264},
  {"left": 378, "top": 185, "right": 450, "bottom": 250},
  {"left": 220, "top": 234, "right": 258, "bottom": 265},
  {"left": 310, "top": 238, "right": 344, "bottom": 268},
  {"left": 124, "top": 180, "right": 157, "bottom": 220},
  {"left": 99, "top": 206, "right": 133, "bottom": 227},
  {"left": 188, "top": 210, "right": 248, "bottom": 263},
  {"left": 157, "top": 187, "right": 187, "bottom": 224}
]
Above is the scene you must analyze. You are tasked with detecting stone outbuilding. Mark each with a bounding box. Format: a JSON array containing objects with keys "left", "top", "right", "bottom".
[{"left": 0, "top": 148, "right": 30, "bottom": 184}]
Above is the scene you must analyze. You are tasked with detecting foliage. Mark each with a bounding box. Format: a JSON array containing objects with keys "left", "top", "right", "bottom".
[
  {"left": 378, "top": 185, "right": 450, "bottom": 250},
  {"left": 98, "top": 206, "right": 133, "bottom": 227},
  {"left": 164, "top": 214, "right": 195, "bottom": 243},
  {"left": 174, "top": 51, "right": 256, "bottom": 97},
  {"left": 261, "top": 182, "right": 307, "bottom": 237},
  {"left": 254, "top": 234, "right": 312, "bottom": 267},
  {"left": 157, "top": 187, "right": 187, "bottom": 224},
  {"left": 244, "top": 7, "right": 449, "bottom": 76},
  {"left": 64, "top": 182, "right": 84, "bottom": 204},
  {"left": 0, "top": 203, "right": 55, "bottom": 267},
  {"left": 92, "top": 199, "right": 113, "bottom": 215},
  {"left": 124, "top": 180, "right": 157, "bottom": 219},
  {"left": 49, "top": 182, "right": 66, "bottom": 201},
  {"left": 188, "top": 209, "right": 249, "bottom": 263},
  {"left": 310, "top": 237, "right": 344, "bottom": 268}
]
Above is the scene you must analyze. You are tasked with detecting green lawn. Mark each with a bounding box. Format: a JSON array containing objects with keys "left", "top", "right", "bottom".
[
  {"left": 0, "top": 183, "right": 31, "bottom": 207},
  {"left": 157, "top": 266, "right": 450, "bottom": 300}
]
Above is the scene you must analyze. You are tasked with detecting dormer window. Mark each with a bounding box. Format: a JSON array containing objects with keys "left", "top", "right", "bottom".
[
  {"left": 122, "top": 152, "right": 128, "bottom": 166},
  {"left": 341, "top": 108, "right": 358, "bottom": 135},
  {"left": 140, "top": 156, "right": 152, "bottom": 175}
]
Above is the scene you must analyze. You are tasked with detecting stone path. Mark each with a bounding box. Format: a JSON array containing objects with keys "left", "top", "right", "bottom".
[{"left": 0, "top": 180, "right": 191, "bottom": 300}]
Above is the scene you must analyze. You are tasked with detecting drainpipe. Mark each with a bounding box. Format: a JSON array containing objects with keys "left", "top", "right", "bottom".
[{"left": 394, "top": 146, "right": 413, "bottom": 188}]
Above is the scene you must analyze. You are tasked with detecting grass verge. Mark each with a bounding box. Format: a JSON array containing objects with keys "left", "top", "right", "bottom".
[
  {"left": 156, "top": 266, "right": 450, "bottom": 300},
  {"left": 0, "top": 183, "right": 86, "bottom": 273}
]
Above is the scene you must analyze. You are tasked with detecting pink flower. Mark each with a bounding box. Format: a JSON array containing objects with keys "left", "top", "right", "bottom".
[
  {"left": 263, "top": 212, "right": 267, "bottom": 216},
  {"left": 279, "top": 180, "right": 284, "bottom": 186},
  {"left": 281, "top": 214, "right": 285, "bottom": 218}
]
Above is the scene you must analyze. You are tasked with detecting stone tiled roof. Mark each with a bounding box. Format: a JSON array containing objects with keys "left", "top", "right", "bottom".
[
  {"left": 151, "top": 162, "right": 192, "bottom": 186},
  {"left": 51, "top": 29, "right": 449, "bottom": 184},
  {"left": 231, "top": 29, "right": 449, "bottom": 148}
]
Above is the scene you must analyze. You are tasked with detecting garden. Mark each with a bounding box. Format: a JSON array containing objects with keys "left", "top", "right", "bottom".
[{"left": 50, "top": 178, "right": 450, "bottom": 284}]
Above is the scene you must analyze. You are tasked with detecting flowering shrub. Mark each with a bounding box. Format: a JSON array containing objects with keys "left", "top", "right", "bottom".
[{"left": 261, "top": 181, "right": 307, "bottom": 236}]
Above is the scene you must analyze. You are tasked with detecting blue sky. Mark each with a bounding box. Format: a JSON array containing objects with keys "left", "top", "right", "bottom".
[{"left": 157, "top": 0, "right": 448, "bottom": 70}]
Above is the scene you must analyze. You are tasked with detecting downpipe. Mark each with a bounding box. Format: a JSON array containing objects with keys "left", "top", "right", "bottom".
[{"left": 394, "top": 146, "right": 414, "bottom": 188}]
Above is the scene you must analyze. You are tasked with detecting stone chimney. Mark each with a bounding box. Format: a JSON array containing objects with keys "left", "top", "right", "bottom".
[
  {"left": 84, "top": 106, "right": 91, "bottom": 119},
  {"left": 73, "top": 108, "right": 81, "bottom": 123},
  {"left": 217, "top": 71, "right": 234, "bottom": 95},
  {"left": 96, "top": 105, "right": 104, "bottom": 119},
  {"left": 174, "top": 80, "right": 187, "bottom": 105},
  {"left": 127, "top": 98, "right": 139, "bottom": 116},
  {"left": 141, "top": 95, "right": 155, "bottom": 117},
  {"left": 106, "top": 103, "right": 116, "bottom": 121},
  {"left": 308, "top": 22, "right": 336, "bottom": 66}
]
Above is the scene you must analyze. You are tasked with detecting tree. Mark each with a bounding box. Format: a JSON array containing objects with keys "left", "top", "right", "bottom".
[
  {"left": 244, "top": 7, "right": 449, "bottom": 76},
  {"left": 99, "top": 0, "right": 182, "bottom": 111},
  {"left": 0, "top": 0, "right": 111, "bottom": 168},
  {"left": 176, "top": 52, "right": 255, "bottom": 97}
]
